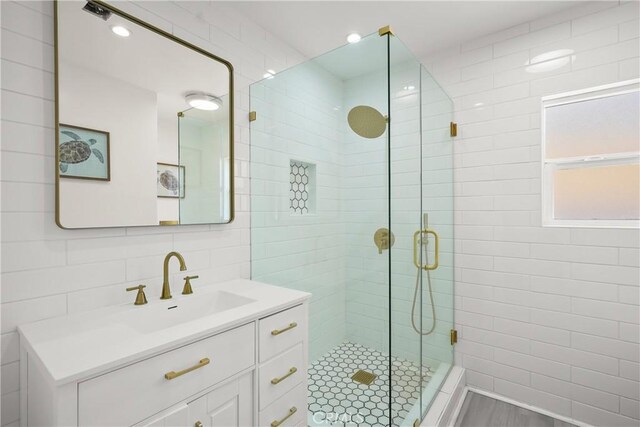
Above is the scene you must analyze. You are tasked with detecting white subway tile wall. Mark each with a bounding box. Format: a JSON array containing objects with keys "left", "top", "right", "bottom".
[
  {"left": 1, "top": 1, "right": 639, "bottom": 426},
  {"left": 423, "top": 2, "right": 640, "bottom": 426},
  {"left": 250, "top": 58, "right": 347, "bottom": 361},
  {"left": 0, "top": 1, "right": 305, "bottom": 425}
]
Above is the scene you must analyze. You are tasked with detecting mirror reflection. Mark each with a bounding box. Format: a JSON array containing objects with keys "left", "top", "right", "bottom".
[{"left": 56, "top": 1, "right": 233, "bottom": 228}]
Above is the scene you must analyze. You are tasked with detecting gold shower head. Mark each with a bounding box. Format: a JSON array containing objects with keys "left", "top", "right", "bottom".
[{"left": 347, "top": 105, "right": 387, "bottom": 139}]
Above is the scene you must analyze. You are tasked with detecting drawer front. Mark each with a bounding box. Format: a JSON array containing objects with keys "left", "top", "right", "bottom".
[
  {"left": 259, "top": 305, "right": 306, "bottom": 362},
  {"left": 79, "top": 323, "right": 255, "bottom": 426},
  {"left": 258, "top": 382, "right": 307, "bottom": 427},
  {"left": 259, "top": 343, "right": 305, "bottom": 410}
]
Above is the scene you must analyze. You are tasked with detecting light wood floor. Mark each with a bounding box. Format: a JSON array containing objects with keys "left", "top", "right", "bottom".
[{"left": 455, "top": 392, "right": 577, "bottom": 427}]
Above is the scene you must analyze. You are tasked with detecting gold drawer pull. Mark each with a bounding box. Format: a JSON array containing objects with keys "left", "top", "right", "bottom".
[
  {"left": 271, "top": 322, "right": 297, "bottom": 336},
  {"left": 271, "top": 407, "right": 297, "bottom": 427},
  {"left": 271, "top": 367, "right": 297, "bottom": 385},
  {"left": 164, "top": 358, "right": 210, "bottom": 380}
]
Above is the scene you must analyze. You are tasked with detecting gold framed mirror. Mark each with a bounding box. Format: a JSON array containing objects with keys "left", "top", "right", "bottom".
[{"left": 54, "top": 0, "right": 234, "bottom": 228}]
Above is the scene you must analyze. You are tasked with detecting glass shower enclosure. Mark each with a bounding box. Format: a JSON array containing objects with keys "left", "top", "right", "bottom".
[{"left": 250, "top": 29, "right": 454, "bottom": 426}]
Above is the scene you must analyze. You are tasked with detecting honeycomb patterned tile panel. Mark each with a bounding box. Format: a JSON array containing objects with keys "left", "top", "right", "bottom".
[
  {"left": 290, "top": 160, "right": 312, "bottom": 214},
  {"left": 307, "top": 342, "right": 432, "bottom": 426}
]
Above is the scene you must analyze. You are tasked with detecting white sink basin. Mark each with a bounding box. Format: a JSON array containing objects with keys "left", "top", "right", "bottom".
[
  {"left": 18, "top": 279, "right": 310, "bottom": 384},
  {"left": 118, "top": 290, "right": 256, "bottom": 334}
]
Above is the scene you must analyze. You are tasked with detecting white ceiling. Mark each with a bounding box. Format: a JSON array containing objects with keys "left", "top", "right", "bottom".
[{"left": 230, "top": 1, "right": 592, "bottom": 61}]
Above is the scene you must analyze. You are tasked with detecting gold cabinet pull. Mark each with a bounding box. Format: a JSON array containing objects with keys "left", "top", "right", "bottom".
[
  {"left": 271, "top": 322, "right": 297, "bottom": 336},
  {"left": 164, "top": 358, "right": 210, "bottom": 380},
  {"left": 195, "top": 422, "right": 203, "bottom": 427},
  {"left": 271, "top": 407, "right": 297, "bottom": 427},
  {"left": 271, "top": 367, "right": 297, "bottom": 385},
  {"left": 413, "top": 229, "right": 439, "bottom": 271}
]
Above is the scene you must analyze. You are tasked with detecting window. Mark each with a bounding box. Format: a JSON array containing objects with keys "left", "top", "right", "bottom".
[{"left": 542, "top": 79, "right": 640, "bottom": 228}]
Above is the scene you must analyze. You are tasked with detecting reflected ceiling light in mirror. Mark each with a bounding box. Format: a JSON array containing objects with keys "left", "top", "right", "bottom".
[
  {"left": 185, "top": 92, "right": 222, "bottom": 111},
  {"left": 111, "top": 25, "right": 130, "bottom": 37},
  {"left": 403, "top": 85, "right": 416, "bottom": 91},
  {"left": 263, "top": 69, "right": 276, "bottom": 79},
  {"left": 347, "top": 33, "right": 361, "bottom": 44},
  {"left": 525, "top": 49, "right": 575, "bottom": 73}
]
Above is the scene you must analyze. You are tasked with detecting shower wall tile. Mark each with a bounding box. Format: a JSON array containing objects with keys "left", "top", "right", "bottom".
[
  {"left": 250, "top": 57, "right": 347, "bottom": 362},
  {"left": 424, "top": 2, "right": 640, "bottom": 426},
  {"left": 0, "top": 1, "right": 305, "bottom": 425}
]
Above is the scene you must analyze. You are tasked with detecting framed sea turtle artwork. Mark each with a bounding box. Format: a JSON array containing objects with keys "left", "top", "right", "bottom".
[
  {"left": 157, "top": 163, "right": 185, "bottom": 198},
  {"left": 58, "top": 124, "right": 110, "bottom": 181}
]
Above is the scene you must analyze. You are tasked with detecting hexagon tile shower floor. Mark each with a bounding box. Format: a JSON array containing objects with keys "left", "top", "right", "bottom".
[{"left": 308, "top": 342, "right": 432, "bottom": 426}]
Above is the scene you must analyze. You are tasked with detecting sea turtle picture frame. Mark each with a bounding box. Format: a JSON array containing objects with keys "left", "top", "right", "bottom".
[{"left": 58, "top": 124, "right": 110, "bottom": 181}]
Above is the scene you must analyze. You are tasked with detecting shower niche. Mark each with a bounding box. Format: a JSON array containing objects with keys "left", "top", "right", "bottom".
[
  {"left": 250, "top": 27, "right": 454, "bottom": 426},
  {"left": 289, "top": 160, "right": 316, "bottom": 215}
]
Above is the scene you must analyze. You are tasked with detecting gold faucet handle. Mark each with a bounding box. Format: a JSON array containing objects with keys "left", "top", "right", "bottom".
[
  {"left": 126, "top": 285, "right": 148, "bottom": 305},
  {"left": 182, "top": 275, "right": 199, "bottom": 295}
]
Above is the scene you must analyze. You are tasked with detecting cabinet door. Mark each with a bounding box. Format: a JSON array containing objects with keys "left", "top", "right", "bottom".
[
  {"left": 136, "top": 404, "right": 189, "bottom": 427},
  {"left": 188, "top": 372, "right": 253, "bottom": 427}
]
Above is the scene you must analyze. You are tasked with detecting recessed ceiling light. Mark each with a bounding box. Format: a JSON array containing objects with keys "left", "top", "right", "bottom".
[
  {"left": 185, "top": 92, "right": 222, "bottom": 111},
  {"left": 347, "top": 33, "right": 361, "bottom": 44},
  {"left": 263, "top": 70, "right": 276, "bottom": 79},
  {"left": 403, "top": 85, "right": 416, "bottom": 91},
  {"left": 111, "top": 25, "right": 130, "bottom": 37}
]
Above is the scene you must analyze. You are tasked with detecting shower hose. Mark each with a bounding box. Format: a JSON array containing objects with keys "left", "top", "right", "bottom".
[{"left": 411, "top": 246, "right": 437, "bottom": 335}]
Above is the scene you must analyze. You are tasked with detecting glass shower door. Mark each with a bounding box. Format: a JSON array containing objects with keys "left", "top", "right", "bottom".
[
  {"left": 387, "top": 34, "right": 427, "bottom": 426},
  {"left": 250, "top": 28, "right": 454, "bottom": 426},
  {"left": 418, "top": 65, "right": 455, "bottom": 419},
  {"left": 251, "top": 32, "right": 394, "bottom": 426},
  {"left": 387, "top": 36, "right": 455, "bottom": 424}
]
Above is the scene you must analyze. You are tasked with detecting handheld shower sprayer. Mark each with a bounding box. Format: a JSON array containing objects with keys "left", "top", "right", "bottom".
[{"left": 411, "top": 213, "right": 437, "bottom": 336}]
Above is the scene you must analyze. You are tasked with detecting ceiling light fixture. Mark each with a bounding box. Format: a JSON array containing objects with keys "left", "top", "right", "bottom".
[
  {"left": 111, "top": 25, "right": 131, "bottom": 37},
  {"left": 185, "top": 92, "right": 222, "bottom": 111},
  {"left": 347, "top": 33, "right": 361, "bottom": 44},
  {"left": 82, "top": 1, "right": 111, "bottom": 20},
  {"left": 525, "top": 49, "right": 575, "bottom": 73}
]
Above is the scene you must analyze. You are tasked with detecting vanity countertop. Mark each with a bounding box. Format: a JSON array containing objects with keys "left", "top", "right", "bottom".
[{"left": 18, "top": 279, "right": 310, "bottom": 386}]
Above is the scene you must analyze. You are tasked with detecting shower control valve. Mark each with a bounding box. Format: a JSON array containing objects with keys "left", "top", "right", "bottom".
[{"left": 374, "top": 228, "right": 395, "bottom": 254}]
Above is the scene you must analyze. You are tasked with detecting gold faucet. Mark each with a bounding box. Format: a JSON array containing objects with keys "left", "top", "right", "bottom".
[{"left": 161, "top": 251, "right": 187, "bottom": 299}]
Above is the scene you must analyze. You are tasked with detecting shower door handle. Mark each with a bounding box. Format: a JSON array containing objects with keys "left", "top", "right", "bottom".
[{"left": 413, "top": 229, "right": 439, "bottom": 271}]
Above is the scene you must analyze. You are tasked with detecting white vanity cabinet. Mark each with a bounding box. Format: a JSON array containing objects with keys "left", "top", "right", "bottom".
[
  {"left": 138, "top": 372, "right": 253, "bottom": 427},
  {"left": 18, "top": 279, "right": 311, "bottom": 427},
  {"left": 79, "top": 323, "right": 255, "bottom": 426},
  {"left": 258, "top": 304, "right": 308, "bottom": 427}
]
